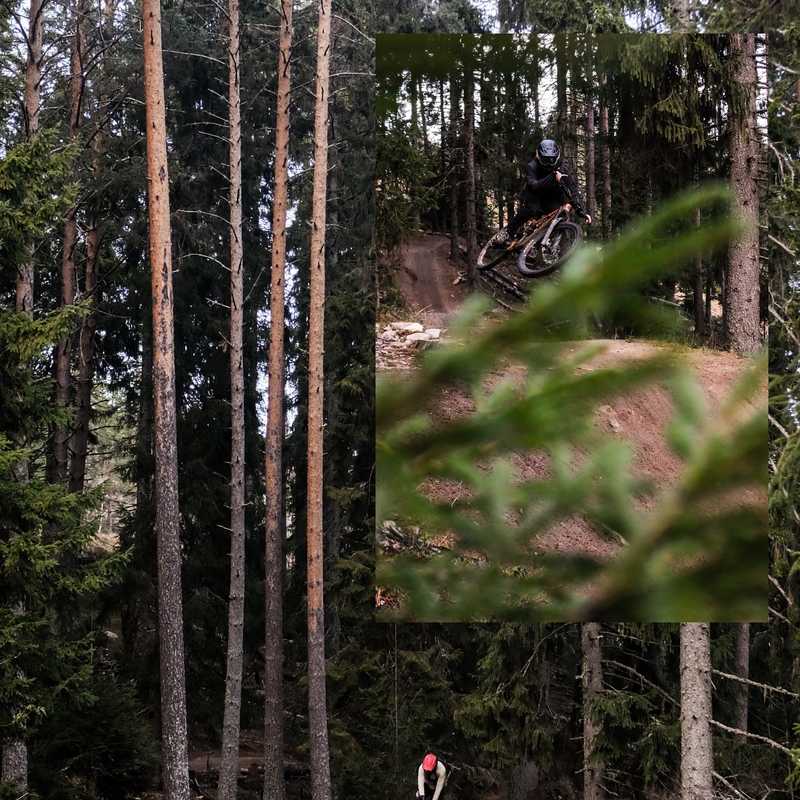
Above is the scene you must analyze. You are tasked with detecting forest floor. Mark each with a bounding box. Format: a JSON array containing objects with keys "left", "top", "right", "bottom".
[{"left": 376, "top": 232, "right": 764, "bottom": 603}]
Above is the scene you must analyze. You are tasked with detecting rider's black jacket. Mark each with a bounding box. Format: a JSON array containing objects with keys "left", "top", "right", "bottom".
[{"left": 520, "top": 158, "right": 587, "bottom": 218}]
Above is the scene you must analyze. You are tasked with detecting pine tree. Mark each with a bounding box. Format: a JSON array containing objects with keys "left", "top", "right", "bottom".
[
  {"left": 680, "top": 624, "right": 712, "bottom": 800},
  {"left": 263, "top": 1, "right": 293, "bottom": 798},
  {"left": 53, "top": 0, "right": 87, "bottom": 484},
  {"left": 725, "top": 33, "right": 761, "bottom": 355},
  {"left": 307, "top": 0, "right": 333, "bottom": 797},
  {"left": 582, "top": 623, "right": 604, "bottom": 800},
  {"left": 142, "top": 0, "right": 190, "bottom": 795},
  {"left": 218, "top": 0, "right": 245, "bottom": 792},
  {"left": 463, "top": 52, "right": 477, "bottom": 284}
]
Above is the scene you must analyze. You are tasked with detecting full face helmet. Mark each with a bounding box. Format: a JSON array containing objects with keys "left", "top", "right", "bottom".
[
  {"left": 536, "top": 139, "right": 561, "bottom": 170},
  {"left": 422, "top": 753, "right": 438, "bottom": 772}
]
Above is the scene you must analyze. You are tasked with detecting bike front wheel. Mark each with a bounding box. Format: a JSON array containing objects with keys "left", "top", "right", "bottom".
[
  {"left": 477, "top": 229, "right": 511, "bottom": 270},
  {"left": 516, "top": 221, "right": 581, "bottom": 278}
]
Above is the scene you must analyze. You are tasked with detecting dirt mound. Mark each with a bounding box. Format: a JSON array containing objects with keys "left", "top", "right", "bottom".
[
  {"left": 390, "top": 233, "right": 468, "bottom": 328},
  {"left": 379, "top": 234, "right": 765, "bottom": 565}
]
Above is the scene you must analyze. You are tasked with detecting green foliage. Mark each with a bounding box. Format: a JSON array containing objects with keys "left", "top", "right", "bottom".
[
  {"left": 377, "top": 186, "right": 766, "bottom": 621},
  {"left": 29, "top": 665, "right": 159, "bottom": 800},
  {"left": 0, "top": 131, "right": 77, "bottom": 278},
  {"left": 0, "top": 311, "right": 125, "bottom": 741}
]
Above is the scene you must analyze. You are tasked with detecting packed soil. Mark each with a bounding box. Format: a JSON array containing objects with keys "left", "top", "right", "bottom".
[{"left": 378, "top": 233, "right": 765, "bottom": 566}]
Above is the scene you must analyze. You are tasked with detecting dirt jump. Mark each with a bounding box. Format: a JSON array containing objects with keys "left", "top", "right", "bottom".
[{"left": 377, "top": 232, "right": 764, "bottom": 573}]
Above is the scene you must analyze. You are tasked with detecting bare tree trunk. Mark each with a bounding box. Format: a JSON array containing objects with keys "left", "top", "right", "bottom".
[
  {"left": 16, "top": 0, "right": 43, "bottom": 314},
  {"left": 556, "top": 34, "right": 567, "bottom": 148},
  {"left": 54, "top": 0, "right": 87, "bottom": 483},
  {"left": 463, "top": 61, "right": 477, "bottom": 285},
  {"left": 70, "top": 225, "right": 99, "bottom": 493},
  {"left": 725, "top": 33, "right": 761, "bottom": 355},
  {"left": 733, "top": 623, "right": 750, "bottom": 732},
  {"left": 599, "top": 76, "right": 611, "bottom": 239},
  {"left": 507, "top": 760, "right": 538, "bottom": 800},
  {"left": 583, "top": 623, "right": 604, "bottom": 800},
  {"left": 218, "top": 0, "right": 245, "bottom": 794},
  {"left": 585, "top": 41, "right": 595, "bottom": 221},
  {"left": 143, "top": 0, "right": 190, "bottom": 795},
  {"left": 418, "top": 77, "right": 429, "bottom": 155},
  {"left": 448, "top": 76, "right": 460, "bottom": 260},
  {"left": 693, "top": 204, "right": 705, "bottom": 337},
  {"left": 680, "top": 624, "right": 713, "bottom": 800},
  {"left": 70, "top": 0, "right": 114, "bottom": 494},
  {"left": 307, "top": 1, "right": 333, "bottom": 798},
  {"left": 263, "top": 4, "right": 292, "bottom": 800}
]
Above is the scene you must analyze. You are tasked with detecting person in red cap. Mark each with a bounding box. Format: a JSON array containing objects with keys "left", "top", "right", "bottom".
[{"left": 417, "top": 752, "right": 447, "bottom": 800}]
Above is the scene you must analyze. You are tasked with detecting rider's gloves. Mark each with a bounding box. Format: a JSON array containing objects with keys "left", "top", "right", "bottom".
[{"left": 584, "top": 213, "right": 592, "bottom": 225}]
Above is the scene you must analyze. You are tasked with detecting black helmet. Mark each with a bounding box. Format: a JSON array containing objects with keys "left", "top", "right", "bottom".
[{"left": 536, "top": 139, "right": 561, "bottom": 169}]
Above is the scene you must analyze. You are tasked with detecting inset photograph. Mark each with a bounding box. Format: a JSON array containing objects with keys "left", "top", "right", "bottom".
[{"left": 375, "top": 33, "right": 768, "bottom": 622}]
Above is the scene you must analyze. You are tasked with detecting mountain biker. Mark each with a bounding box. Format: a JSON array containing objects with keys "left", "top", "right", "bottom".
[
  {"left": 417, "top": 752, "right": 447, "bottom": 800},
  {"left": 500, "top": 139, "right": 591, "bottom": 244}
]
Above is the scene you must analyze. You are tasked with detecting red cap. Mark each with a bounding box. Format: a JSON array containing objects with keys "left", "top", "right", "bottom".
[{"left": 423, "top": 754, "right": 437, "bottom": 771}]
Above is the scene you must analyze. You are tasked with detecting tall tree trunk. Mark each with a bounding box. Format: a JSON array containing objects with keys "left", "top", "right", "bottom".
[
  {"left": 307, "top": 1, "right": 333, "bottom": 798},
  {"left": 725, "top": 33, "right": 761, "bottom": 355},
  {"left": 15, "top": 0, "right": 42, "bottom": 314},
  {"left": 263, "top": 4, "right": 292, "bottom": 800},
  {"left": 693, "top": 204, "right": 705, "bottom": 337},
  {"left": 556, "top": 34, "right": 567, "bottom": 148},
  {"left": 680, "top": 624, "right": 713, "bottom": 800},
  {"left": 143, "top": 0, "right": 190, "bottom": 796},
  {"left": 448, "top": 75, "right": 460, "bottom": 260},
  {"left": 582, "top": 623, "right": 604, "bottom": 800},
  {"left": 733, "top": 623, "right": 750, "bottom": 732},
  {"left": 54, "top": 0, "right": 87, "bottom": 483},
  {"left": 418, "top": 77, "right": 429, "bottom": 155},
  {"left": 585, "top": 41, "right": 595, "bottom": 220},
  {"left": 70, "top": 226, "right": 99, "bottom": 493},
  {"left": 507, "top": 760, "right": 538, "bottom": 800},
  {"left": 599, "top": 75, "right": 611, "bottom": 239},
  {"left": 463, "top": 61, "right": 477, "bottom": 285},
  {"left": 70, "top": 0, "right": 114, "bottom": 494},
  {"left": 218, "top": 0, "right": 245, "bottom": 794}
]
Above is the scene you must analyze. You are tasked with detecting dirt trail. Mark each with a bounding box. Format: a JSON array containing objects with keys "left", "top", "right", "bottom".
[
  {"left": 380, "top": 233, "right": 766, "bottom": 564},
  {"left": 391, "top": 233, "right": 468, "bottom": 329}
]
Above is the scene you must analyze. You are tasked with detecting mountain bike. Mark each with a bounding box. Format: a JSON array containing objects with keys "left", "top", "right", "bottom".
[{"left": 476, "top": 202, "right": 583, "bottom": 279}]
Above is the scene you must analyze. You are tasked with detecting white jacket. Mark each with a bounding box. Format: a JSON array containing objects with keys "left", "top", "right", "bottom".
[{"left": 418, "top": 760, "right": 446, "bottom": 800}]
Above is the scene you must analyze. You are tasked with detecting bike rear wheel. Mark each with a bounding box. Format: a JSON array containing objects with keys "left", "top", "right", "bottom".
[
  {"left": 516, "top": 221, "right": 581, "bottom": 278},
  {"left": 477, "top": 229, "right": 510, "bottom": 270}
]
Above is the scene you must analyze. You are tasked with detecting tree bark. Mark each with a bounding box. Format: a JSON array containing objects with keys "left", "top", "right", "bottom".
[
  {"left": 725, "top": 33, "right": 761, "bottom": 355},
  {"left": 448, "top": 75, "right": 460, "bottom": 260},
  {"left": 307, "top": 1, "right": 333, "bottom": 798},
  {"left": 599, "top": 75, "right": 611, "bottom": 239},
  {"left": 263, "top": 4, "right": 292, "bottom": 800},
  {"left": 70, "top": 0, "right": 114, "bottom": 494},
  {"left": 463, "top": 60, "right": 477, "bottom": 285},
  {"left": 143, "top": 0, "right": 190, "bottom": 796},
  {"left": 733, "top": 623, "right": 750, "bottom": 732},
  {"left": 693, "top": 204, "right": 705, "bottom": 337},
  {"left": 556, "top": 34, "right": 568, "bottom": 150},
  {"left": 585, "top": 41, "right": 595, "bottom": 221},
  {"left": 218, "top": 0, "right": 245, "bottom": 794},
  {"left": 582, "top": 622, "right": 604, "bottom": 800},
  {"left": 15, "top": 0, "right": 43, "bottom": 315},
  {"left": 69, "top": 225, "right": 99, "bottom": 493},
  {"left": 54, "top": 0, "right": 87, "bottom": 484},
  {"left": 680, "top": 624, "right": 713, "bottom": 800},
  {"left": 507, "top": 759, "right": 538, "bottom": 800}
]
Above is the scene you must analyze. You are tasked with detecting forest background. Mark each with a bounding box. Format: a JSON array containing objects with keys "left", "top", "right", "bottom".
[{"left": 0, "top": 0, "right": 798, "bottom": 800}]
